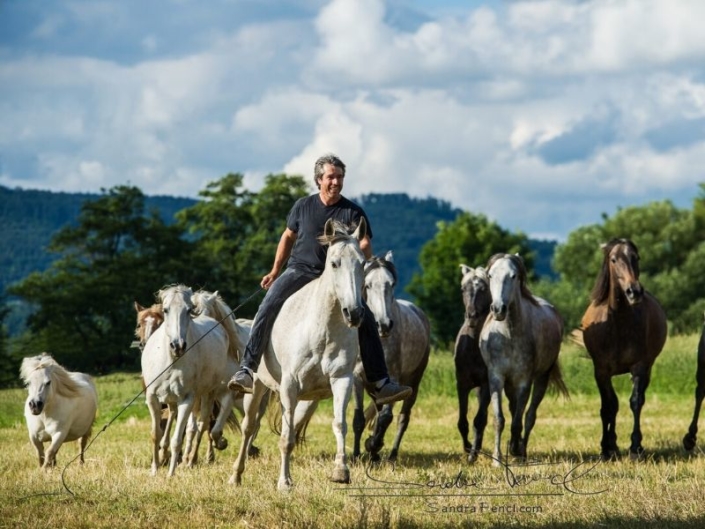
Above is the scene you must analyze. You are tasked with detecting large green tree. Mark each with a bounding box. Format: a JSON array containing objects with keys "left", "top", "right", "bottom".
[
  {"left": 407, "top": 212, "right": 533, "bottom": 346},
  {"left": 8, "top": 186, "right": 199, "bottom": 373}
]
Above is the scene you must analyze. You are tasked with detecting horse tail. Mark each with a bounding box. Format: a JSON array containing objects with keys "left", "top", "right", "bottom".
[
  {"left": 213, "top": 400, "right": 241, "bottom": 434},
  {"left": 267, "top": 393, "right": 282, "bottom": 436},
  {"left": 548, "top": 361, "right": 570, "bottom": 399}
]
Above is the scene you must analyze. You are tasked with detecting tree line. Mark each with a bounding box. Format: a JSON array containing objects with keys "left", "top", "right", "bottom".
[{"left": 1, "top": 175, "right": 703, "bottom": 388}]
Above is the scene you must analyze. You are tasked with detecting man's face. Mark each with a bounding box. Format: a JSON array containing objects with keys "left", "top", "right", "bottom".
[{"left": 319, "top": 163, "right": 345, "bottom": 203}]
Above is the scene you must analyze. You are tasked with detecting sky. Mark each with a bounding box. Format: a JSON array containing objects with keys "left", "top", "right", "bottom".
[{"left": 1, "top": 0, "right": 705, "bottom": 241}]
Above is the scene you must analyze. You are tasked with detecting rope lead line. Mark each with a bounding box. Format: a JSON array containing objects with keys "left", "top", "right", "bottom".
[{"left": 59, "top": 286, "right": 264, "bottom": 497}]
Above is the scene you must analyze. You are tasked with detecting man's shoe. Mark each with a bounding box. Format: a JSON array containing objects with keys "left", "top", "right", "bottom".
[
  {"left": 373, "top": 379, "right": 412, "bottom": 405},
  {"left": 228, "top": 368, "right": 254, "bottom": 394}
]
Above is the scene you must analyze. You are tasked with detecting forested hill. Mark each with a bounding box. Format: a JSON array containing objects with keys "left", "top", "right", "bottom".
[{"left": 0, "top": 186, "right": 557, "bottom": 299}]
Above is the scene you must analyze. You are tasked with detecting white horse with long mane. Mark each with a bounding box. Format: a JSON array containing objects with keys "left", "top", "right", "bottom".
[
  {"left": 20, "top": 353, "right": 98, "bottom": 469},
  {"left": 141, "top": 284, "right": 240, "bottom": 476},
  {"left": 230, "top": 218, "right": 367, "bottom": 491},
  {"left": 352, "top": 250, "right": 431, "bottom": 462}
]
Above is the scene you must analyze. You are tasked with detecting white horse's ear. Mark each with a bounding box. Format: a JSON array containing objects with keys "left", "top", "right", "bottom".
[
  {"left": 324, "top": 218, "right": 335, "bottom": 239},
  {"left": 352, "top": 216, "right": 367, "bottom": 241},
  {"left": 460, "top": 264, "right": 472, "bottom": 276},
  {"left": 385, "top": 250, "right": 394, "bottom": 263}
]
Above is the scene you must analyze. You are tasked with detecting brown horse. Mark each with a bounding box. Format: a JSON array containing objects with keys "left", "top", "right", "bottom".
[
  {"left": 581, "top": 238, "right": 667, "bottom": 460},
  {"left": 454, "top": 264, "right": 491, "bottom": 463},
  {"left": 683, "top": 313, "right": 705, "bottom": 452}
]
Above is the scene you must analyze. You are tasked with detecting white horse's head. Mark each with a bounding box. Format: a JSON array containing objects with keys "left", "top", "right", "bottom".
[
  {"left": 159, "top": 285, "right": 196, "bottom": 357},
  {"left": 363, "top": 250, "right": 397, "bottom": 337},
  {"left": 20, "top": 353, "right": 80, "bottom": 415},
  {"left": 487, "top": 254, "right": 527, "bottom": 322},
  {"left": 321, "top": 218, "right": 367, "bottom": 328}
]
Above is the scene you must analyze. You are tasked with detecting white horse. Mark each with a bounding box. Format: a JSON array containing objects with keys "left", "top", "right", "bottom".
[
  {"left": 141, "top": 284, "right": 238, "bottom": 476},
  {"left": 230, "top": 218, "right": 367, "bottom": 491},
  {"left": 479, "top": 254, "right": 568, "bottom": 466},
  {"left": 20, "top": 353, "right": 98, "bottom": 469},
  {"left": 352, "top": 250, "right": 431, "bottom": 462}
]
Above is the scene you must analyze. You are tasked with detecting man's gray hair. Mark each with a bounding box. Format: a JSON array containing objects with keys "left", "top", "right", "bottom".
[{"left": 313, "top": 153, "right": 346, "bottom": 189}]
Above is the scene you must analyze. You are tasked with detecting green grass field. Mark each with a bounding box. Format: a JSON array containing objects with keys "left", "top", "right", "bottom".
[{"left": 2, "top": 337, "right": 705, "bottom": 528}]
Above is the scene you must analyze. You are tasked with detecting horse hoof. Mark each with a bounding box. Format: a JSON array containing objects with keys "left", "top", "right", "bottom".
[
  {"left": 215, "top": 437, "right": 228, "bottom": 451},
  {"left": 467, "top": 451, "right": 479, "bottom": 464},
  {"left": 248, "top": 445, "right": 261, "bottom": 458},
  {"left": 228, "top": 474, "right": 242, "bottom": 486},
  {"left": 365, "top": 437, "right": 383, "bottom": 454},
  {"left": 278, "top": 478, "right": 294, "bottom": 491},
  {"left": 330, "top": 467, "right": 350, "bottom": 484},
  {"left": 683, "top": 434, "right": 696, "bottom": 452},
  {"left": 601, "top": 450, "right": 620, "bottom": 462},
  {"left": 629, "top": 449, "right": 645, "bottom": 462}
]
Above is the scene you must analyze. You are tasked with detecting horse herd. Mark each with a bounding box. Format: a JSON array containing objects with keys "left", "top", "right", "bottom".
[{"left": 17, "top": 231, "right": 705, "bottom": 490}]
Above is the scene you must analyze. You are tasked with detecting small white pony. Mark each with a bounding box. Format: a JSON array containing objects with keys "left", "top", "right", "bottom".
[
  {"left": 230, "top": 218, "right": 367, "bottom": 490},
  {"left": 20, "top": 353, "right": 98, "bottom": 469}
]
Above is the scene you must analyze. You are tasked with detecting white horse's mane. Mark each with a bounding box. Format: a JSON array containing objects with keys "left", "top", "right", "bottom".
[{"left": 20, "top": 353, "right": 86, "bottom": 398}]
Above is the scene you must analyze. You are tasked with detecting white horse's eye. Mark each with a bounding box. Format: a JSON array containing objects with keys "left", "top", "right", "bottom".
[{"left": 331, "top": 260, "right": 340, "bottom": 269}]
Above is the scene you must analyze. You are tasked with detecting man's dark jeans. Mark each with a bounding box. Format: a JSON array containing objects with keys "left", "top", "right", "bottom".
[{"left": 241, "top": 267, "right": 388, "bottom": 382}]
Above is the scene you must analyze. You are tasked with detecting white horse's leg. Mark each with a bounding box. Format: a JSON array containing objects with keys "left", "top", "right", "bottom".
[
  {"left": 168, "top": 394, "right": 195, "bottom": 477},
  {"left": 43, "top": 430, "right": 69, "bottom": 469},
  {"left": 77, "top": 427, "right": 91, "bottom": 465},
  {"left": 489, "top": 376, "right": 506, "bottom": 467},
  {"left": 183, "top": 407, "right": 198, "bottom": 466},
  {"left": 329, "top": 375, "right": 353, "bottom": 484},
  {"left": 277, "top": 377, "right": 299, "bottom": 491},
  {"left": 30, "top": 436, "right": 45, "bottom": 467},
  {"left": 146, "top": 393, "right": 164, "bottom": 476},
  {"left": 186, "top": 396, "right": 212, "bottom": 467},
  {"left": 229, "top": 380, "right": 267, "bottom": 486},
  {"left": 351, "top": 375, "right": 366, "bottom": 461},
  {"left": 210, "top": 391, "right": 235, "bottom": 453},
  {"left": 159, "top": 403, "right": 177, "bottom": 466}
]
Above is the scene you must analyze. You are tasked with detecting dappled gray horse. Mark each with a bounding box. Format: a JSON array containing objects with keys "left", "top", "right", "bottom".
[
  {"left": 352, "top": 250, "right": 431, "bottom": 462},
  {"left": 480, "top": 254, "right": 568, "bottom": 465}
]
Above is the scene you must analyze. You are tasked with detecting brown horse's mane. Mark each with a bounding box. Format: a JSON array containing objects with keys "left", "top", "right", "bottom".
[
  {"left": 486, "top": 253, "right": 539, "bottom": 306},
  {"left": 590, "top": 238, "right": 640, "bottom": 304},
  {"left": 365, "top": 255, "right": 398, "bottom": 286}
]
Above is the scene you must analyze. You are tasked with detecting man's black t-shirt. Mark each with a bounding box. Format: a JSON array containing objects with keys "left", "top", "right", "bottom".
[{"left": 286, "top": 194, "right": 373, "bottom": 273}]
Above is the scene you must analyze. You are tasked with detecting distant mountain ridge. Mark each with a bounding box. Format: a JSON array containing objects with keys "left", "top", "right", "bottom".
[{"left": 0, "top": 185, "right": 557, "bottom": 300}]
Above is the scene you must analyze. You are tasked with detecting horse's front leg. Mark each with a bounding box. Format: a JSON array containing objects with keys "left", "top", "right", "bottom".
[
  {"left": 684, "top": 359, "right": 705, "bottom": 451},
  {"left": 470, "top": 382, "right": 490, "bottom": 464},
  {"left": 351, "top": 374, "right": 366, "bottom": 461},
  {"left": 488, "top": 376, "right": 505, "bottom": 467},
  {"left": 229, "top": 380, "right": 268, "bottom": 486},
  {"left": 278, "top": 376, "right": 299, "bottom": 491},
  {"left": 146, "top": 393, "right": 164, "bottom": 475},
  {"left": 595, "top": 370, "right": 619, "bottom": 460},
  {"left": 43, "top": 430, "right": 70, "bottom": 469},
  {"left": 456, "top": 377, "right": 472, "bottom": 457},
  {"left": 387, "top": 385, "right": 419, "bottom": 462},
  {"left": 210, "top": 391, "right": 235, "bottom": 454},
  {"left": 168, "top": 394, "right": 195, "bottom": 477},
  {"left": 330, "top": 374, "right": 353, "bottom": 484},
  {"left": 77, "top": 427, "right": 92, "bottom": 465},
  {"left": 365, "top": 404, "right": 393, "bottom": 462},
  {"left": 522, "top": 370, "right": 552, "bottom": 457},
  {"left": 159, "top": 403, "right": 177, "bottom": 466},
  {"left": 509, "top": 383, "right": 531, "bottom": 459},
  {"left": 29, "top": 435, "right": 45, "bottom": 467},
  {"left": 629, "top": 368, "right": 651, "bottom": 460}
]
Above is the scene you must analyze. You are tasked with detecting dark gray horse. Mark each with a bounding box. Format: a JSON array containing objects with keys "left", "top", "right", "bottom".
[
  {"left": 684, "top": 313, "right": 705, "bottom": 452},
  {"left": 454, "top": 265, "right": 492, "bottom": 463}
]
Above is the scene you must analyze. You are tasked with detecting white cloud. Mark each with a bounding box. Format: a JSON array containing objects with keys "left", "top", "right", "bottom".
[{"left": 2, "top": 0, "right": 705, "bottom": 242}]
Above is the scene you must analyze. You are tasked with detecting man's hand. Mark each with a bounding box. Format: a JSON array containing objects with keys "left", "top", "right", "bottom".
[{"left": 261, "top": 272, "right": 278, "bottom": 289}]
